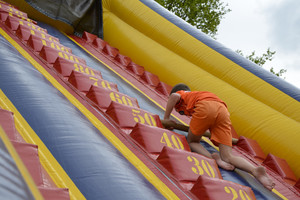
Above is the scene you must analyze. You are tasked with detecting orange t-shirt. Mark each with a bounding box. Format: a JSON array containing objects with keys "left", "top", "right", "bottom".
[{"left": 175, "top": 90, "right": 227, "bottom": 116}]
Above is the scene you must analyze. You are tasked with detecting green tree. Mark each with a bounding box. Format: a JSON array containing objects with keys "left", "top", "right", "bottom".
[
  {"left": 155, "top": 0, "right": 287, "bottom": 77},
  {"left": 236, "top": 49, "right": 287, "bottom": 78},
  {"left": 154, "top": 0, "right": 231, "bottom": 38}
]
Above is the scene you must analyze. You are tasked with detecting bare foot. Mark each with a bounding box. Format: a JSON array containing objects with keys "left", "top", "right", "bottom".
[
  {"left": 211, "top": 153, "right": 235, "bottom": 171},
  {"left": 253, "top": 166, "right": 275, "bottom": 191}
]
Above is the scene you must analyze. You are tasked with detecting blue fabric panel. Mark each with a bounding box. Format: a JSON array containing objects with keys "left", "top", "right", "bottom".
[{"left": 0, "top": 33, "right": 165, "bottom": 200}]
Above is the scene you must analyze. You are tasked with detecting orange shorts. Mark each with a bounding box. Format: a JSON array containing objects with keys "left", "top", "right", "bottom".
[{"left": 189, "top": 101, "right": 232, "bottom": 147}]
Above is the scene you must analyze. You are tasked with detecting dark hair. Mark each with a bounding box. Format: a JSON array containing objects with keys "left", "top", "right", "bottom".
[{"left": 170, "top": 83, "right": 191, "bottom": 94}]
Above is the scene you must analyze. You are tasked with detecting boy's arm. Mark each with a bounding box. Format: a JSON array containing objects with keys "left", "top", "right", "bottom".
[
  {"left": 161, "top": 120, "right": 238, "bottom": 144},
  {"left": 164, "top": 93, "right": 181, "bottom": 120}
]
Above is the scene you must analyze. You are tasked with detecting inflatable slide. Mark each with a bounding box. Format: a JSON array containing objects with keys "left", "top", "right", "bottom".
[{"left": 0, "top": 0, "right": 300, "bottom": 199}]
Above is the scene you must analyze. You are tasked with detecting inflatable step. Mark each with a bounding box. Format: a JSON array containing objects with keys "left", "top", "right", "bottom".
[
  {"left": 190, "top": 175, "right": 256, "bottom": 200},
  {"left": 235, "top": 135, "right": 298, "bottom": 186},
  {"left": 0, "top": 107, "right": 70, "bottom": 200},
  {"left": 79, "top": 31, "right": 172, "bottom": 97},
  {"left": 0, "top": 2, "right": 25, "bottom": 14},
  {"left": 126, "top": 61, "right": 145, "bottom": 77},
  {"left": 86, "top": 85, "right": 139, "bottom": 111},
  {"left": 11, "top": 141, "right": 44, "bottom": 186},
  {"left": 91, "top": 37, "right": 108, "bottom": 50},
  {"left": 105, "top": 101, "right": 163, "bottom": 134},
  {"left": 38, "top": 187, "right": 70, "bottom": 200},
  {"left": 140, "top": 71, "right": 161, "bottom": 89},
  {"left": 39, "top": 45, "right": 85, "bottom": 64},
  {"left": 294, "top": 179, "right": 300, "bottom": 192},
  {"left": 102, "top": 44, "right": 120, "bottom": 59},
  {"left": 129, "top": 123, "right": 190, "bottom": 159},
  {"left": 27, "top": 34, "right": 72, "bottom": 53},
  {"left": 157, "top": 146, "right": 222, "bottom": 191},
  {"left": 4, "top": 15, "right": 46, "bottom": 33},
  {"left": 156, "top": 81, "right": 173, "bottom": 96},
  {"left": 15, "top": 23, "right": 59, "bottom": 43},
  {"left": 235, "top": 136, "right": 266, "bottom": 163},
  {"left": 0, "top": 109, "right": 17, "bottom": 141},
  {"left": 68, "top": 70, "right": 118, "bottom": 94},
  {"left": 54, "top": 57, "right": 101, "bottom": 78},
  {"left": 263, "top": 153, "right": 297, "bottom": 186},
  {"left": 114, "top": 54, "right": 132, "bottom": 68}
]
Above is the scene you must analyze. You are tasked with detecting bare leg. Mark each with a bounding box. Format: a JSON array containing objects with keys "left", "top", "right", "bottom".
[
  {"left": 252, "top": 166, "right": 275, "bottom": 191},
  {"left": 187, "top": 129, "right": 234, "bottom": 170},
  {"left": 219, "top": 144, "right": 275, "bottom": 191}
]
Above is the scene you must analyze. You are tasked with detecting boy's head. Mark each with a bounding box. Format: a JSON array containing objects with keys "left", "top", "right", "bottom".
[{"left": 170, "top": 83, "right": 190, "bottom": 95}]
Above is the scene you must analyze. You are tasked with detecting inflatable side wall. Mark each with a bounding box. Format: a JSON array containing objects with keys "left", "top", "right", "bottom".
[
  {"left": 3, "top": 0, "right": 300, "bottom": 181},
  {"left": 101, "top": 0, "right": 300, "bottom": 178}
]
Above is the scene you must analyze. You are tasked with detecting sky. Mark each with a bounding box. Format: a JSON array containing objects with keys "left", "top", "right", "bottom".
[{"left": 216, "top": 0, "right": 300, "bottom": 89}]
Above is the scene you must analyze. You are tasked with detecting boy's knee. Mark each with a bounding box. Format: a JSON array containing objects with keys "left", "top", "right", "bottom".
[
  {"left": 221, "top": 155, "right": 231, "bottom": 163},
  {"left": 220, "top": 151, "right": 234, "bottom": 164},
  {"left": 187, "top": 132, "right": 202, "bottom": 144}
]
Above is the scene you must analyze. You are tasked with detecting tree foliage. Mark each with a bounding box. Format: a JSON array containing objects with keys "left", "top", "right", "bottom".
[
  {"left": 154, "top": 0, "right": 231, "bottom": 38},
  {"left": 236, "top": 48, "right": 287, "bottom": 78}
]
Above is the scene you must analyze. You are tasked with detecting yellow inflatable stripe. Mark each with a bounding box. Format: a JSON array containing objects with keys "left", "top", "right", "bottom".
[{"left": 272, "top": 189, "right": 288, "bottom": 200}]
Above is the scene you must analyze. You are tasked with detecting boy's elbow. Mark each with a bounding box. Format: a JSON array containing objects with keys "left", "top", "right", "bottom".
[{"left": 170, "top": 93, "right": 180, "bottom": 103}]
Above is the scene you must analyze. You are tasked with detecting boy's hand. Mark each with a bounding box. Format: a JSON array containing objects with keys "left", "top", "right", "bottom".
[
  {"left": 161, "top": 119, "right": 177, "bottom": 130},
  {"left": 161, "top": 119, "right": 189, "bottom": 132}
]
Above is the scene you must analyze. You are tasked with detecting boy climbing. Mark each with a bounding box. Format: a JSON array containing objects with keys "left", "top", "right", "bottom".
[{"left": 163, "top": 83, "right": 275, "bottom": 191}]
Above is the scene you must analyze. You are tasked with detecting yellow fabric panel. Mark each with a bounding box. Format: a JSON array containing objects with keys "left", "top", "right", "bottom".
[
  {"left": 103, "top": 0, "right": 300, "bottom": 123},
  {"left": 103, "top": 0, "right": 300, "bottom": 178},
  {"left": 103, "top": 0, "right": 300, "bottom": 121}
]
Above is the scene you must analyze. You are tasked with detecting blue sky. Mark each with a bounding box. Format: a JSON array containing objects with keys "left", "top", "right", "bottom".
[{"left": 217, "top": 0, "right": 300, "bottom": 89}]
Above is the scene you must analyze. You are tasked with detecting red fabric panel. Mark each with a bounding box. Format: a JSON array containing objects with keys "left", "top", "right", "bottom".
[
  {"left": 12, "top": 141, "right": 43, "bottom": 186},
  {"left": 155, "top": 81, "right": 172, "bottom": 96},
  {"left": 126, "top": 62, "right": 145, "bottom": 76},
  {"left": 39, "top": 187, "right": 70, "bottom": 200},
  {"left": 105, "top": 101, "right": 163, "bottom": 134},
  {"left": 5, "top": 15, "right": 46, "bottom": 32},
  {"left": 140, "top": 71, "right": 160, "bottom": 88},
  {"left": 86, "top": 85, "right": 139, "bottom": 110},
  {"left": 54, "top": 57, "right": 101, "bottom": 78},
  {"left": 39, "top": 46, "right": 85, "bottom": 64},
  {"left": 191, "top": 175, "right": 256, "bottom": 200},
  {"left": 157, "top": 147, "right": 222, "bottom": 186},
  {"left": 27, "top": 34, "right": 72, "bottom": 53},
  {"left": 68, "top": 70, "right": 117, "bottom": 94},
  {"left": 130, "top": 123, "right": 190, "bottom": 159},
  {"left": 92, "top": 37, "right": 108, "bottom": 51},
  {"left": 263, "top": 154, "right": 297, "bottom": 185},
  {"left": 0, "top": 109, "right": 16, "bottom": 141},
  {"left": 236, "top": 136, "right": 266, "bottom": 163}
]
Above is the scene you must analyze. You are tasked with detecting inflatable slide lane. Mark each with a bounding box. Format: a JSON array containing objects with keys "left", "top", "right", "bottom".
[{"left": 0, "top": 0, "right": 300, "bottom": 199}]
